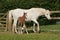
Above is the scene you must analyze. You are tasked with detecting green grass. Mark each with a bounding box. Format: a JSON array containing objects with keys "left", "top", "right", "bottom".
[
  {"left": 0, "top": 24, "right": 60, "bottom": 40},
  {"left": 0, "top": 32, "right": 60, "bottom": 40},
  {"left": 41, "top": 24, "right": 60, "bottom": 30},
  {"left": 41, "top": 24, "right": 60, "bottom": 31}
]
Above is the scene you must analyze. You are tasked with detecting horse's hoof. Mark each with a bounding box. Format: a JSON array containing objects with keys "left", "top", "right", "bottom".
[{"left": 36, "top": 31, "right": 41, "bottom": 33}]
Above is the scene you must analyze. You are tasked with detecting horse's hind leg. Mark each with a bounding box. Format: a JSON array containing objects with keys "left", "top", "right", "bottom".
[
  {"left": 12, "top": 19, "right": 17, "bottom": 33},
  {"left": 22, "top": 23, "right": 28, "bottom": 34}
]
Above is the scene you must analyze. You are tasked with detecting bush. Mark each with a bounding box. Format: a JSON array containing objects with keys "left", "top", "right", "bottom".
[
  {"left": 0, "top": 0, "right": 60, "bottom": 25},
  {"left": 0, "top": 0, "right": 60, "bottom": 12}
]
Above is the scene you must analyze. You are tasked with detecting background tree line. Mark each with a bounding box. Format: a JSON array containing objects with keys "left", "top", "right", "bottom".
[{"left": 0, "top": 0, "right": 60, "bottom": 25}]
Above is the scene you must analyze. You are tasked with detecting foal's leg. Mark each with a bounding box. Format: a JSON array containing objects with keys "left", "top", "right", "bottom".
[
  {"left": 18, "top": 23, "right": 23, "bottom": 34},
  {"left": 32, "top": 19, "right": 40, "bottom": 33},
  {"left": 23, "top": 23, "right": 26, "bottom": 28},
  {"left": 18, "top": 27, "right": 23, "bottom": 34}
]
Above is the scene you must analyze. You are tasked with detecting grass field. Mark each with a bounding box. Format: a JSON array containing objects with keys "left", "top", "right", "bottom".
[{"left": 0, "top": 24, "right": 60, "bottom": 40}]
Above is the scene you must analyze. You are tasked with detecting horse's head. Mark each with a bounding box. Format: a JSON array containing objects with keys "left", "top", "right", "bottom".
[{"left": 44, "top": 10, "right": 51, "bottom": 20}]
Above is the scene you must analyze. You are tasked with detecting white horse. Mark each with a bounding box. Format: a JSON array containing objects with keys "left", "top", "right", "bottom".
[{"left": 8, "top": 8, "right": 51, "bottom": 33}]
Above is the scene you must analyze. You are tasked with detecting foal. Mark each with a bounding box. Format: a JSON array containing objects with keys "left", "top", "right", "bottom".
[{"left": 18, "top": 13, "right": 28, "bottom": 34}]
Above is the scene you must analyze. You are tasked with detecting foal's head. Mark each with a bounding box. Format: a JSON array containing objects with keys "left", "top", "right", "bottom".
[{"left": 23, "top": 12, "right": 27, "bottom": 19}]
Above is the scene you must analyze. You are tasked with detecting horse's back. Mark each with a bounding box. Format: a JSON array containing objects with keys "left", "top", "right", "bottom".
[
  {"left": 30, "top": 8, "right": 48, "bottom": 13},
  {"left": 11, "top": 9, "right": 25, "bottom": 19}
]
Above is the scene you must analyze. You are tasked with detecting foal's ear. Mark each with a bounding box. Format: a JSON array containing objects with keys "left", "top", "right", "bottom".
[{"left": 24, "top": 12, "right": 27, "bottom": 15}]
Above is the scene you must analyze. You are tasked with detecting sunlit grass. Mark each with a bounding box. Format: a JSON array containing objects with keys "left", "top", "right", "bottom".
[
  {"left": 0, "top": 24, "right": 60, "bottom": 40},
  {"left": 41, "top": 24, "right": 60, "bottom": 30},
  {"left": 0, "top": 32, "right": 60, "bottom": 40}
]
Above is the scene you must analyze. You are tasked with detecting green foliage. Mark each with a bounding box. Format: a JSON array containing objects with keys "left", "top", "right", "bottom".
[
  {"left": 0, "top": 0, "right": 60, "bottom": 12},
  {"left": 0, "top": 0, "right": 60, "bottom": 25}
]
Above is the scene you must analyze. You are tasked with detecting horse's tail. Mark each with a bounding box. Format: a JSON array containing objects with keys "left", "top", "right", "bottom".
[
  {"left": 7, "top": 10, "right": 13, "bottom": 31},
  {"left": 9, "top": 10, "right": 13, "bottom": 22}
]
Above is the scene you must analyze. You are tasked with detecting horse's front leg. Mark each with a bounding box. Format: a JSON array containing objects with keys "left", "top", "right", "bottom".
[
  {"left": 23, "top": 23, "right": 28, "bottom": 34},
  {"left": 33, "top": 23, "right": 36, "bottom": 33},
  {"left": 25, "top": 28, "right": 28, "bottom": 34},
  {"left": 32, "top": 19, "right": 40, "bottom": 33}
]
